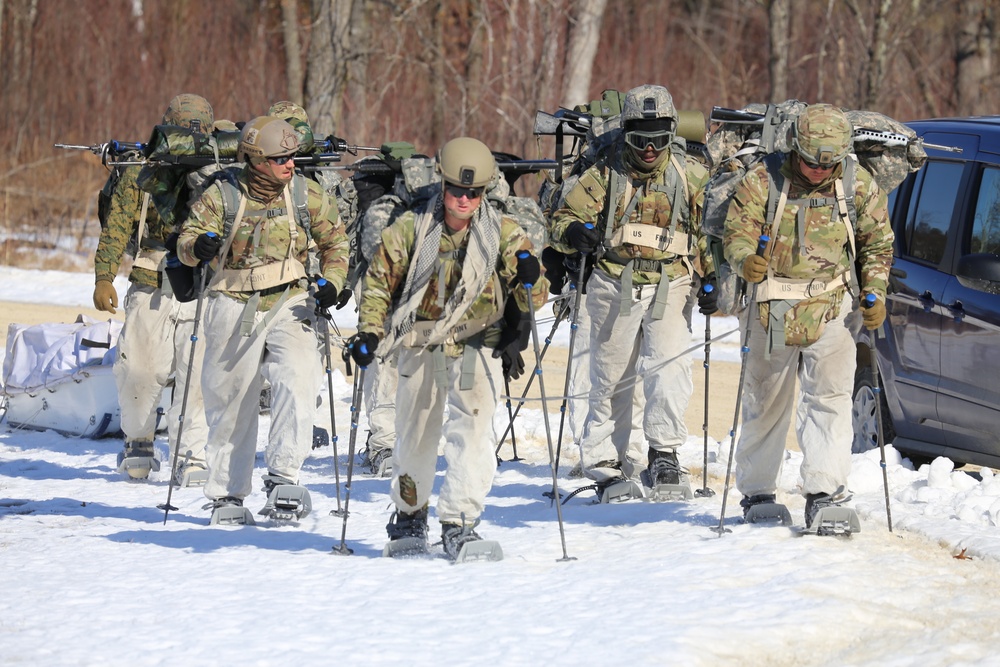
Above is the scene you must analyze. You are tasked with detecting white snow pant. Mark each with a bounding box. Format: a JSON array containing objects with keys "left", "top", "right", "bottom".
[
  {"left": 580, "top": 269, "right": 694, "bottom": 480},
  {"left": 569, "top": 288, "right": 645, "bottom": 467},
  {"left": 200, "top": 292, "right": 322, "bottom": 500},
  {"left": 735, "top": 293, "right": 856, "bottom": 497},
  {"left": 391, "top": 345, "right": 500, "bottom": 526},
  {"left": 114, "top": 284, "right": 208, "bottom": 463},
  {"left": 363, "top": 351, "right": 398, "bottom": 453}
]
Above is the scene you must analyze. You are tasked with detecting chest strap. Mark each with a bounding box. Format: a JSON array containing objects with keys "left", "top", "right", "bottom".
[{"left": 403, "top": 311, "right": 503, "bottom": 349}]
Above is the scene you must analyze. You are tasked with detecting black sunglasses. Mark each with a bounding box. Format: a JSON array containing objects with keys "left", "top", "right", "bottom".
[
  {"left": 800, "top": 157, "right": 837, "bottom": 171},
  {"left": 269, "top": 155, "right": 294, "bottom": 165},
  {"left": 445, "top": 184, "right": 484, "bottom": 199}
]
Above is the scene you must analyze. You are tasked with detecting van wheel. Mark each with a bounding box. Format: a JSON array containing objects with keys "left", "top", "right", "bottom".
[{"left": 851, "top": 365, "right": 896, "bottom": 454}]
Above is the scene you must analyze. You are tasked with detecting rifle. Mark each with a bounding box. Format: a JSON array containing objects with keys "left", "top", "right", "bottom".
[
  {"left": 325, "top": 158, "right": 558, "bottom": 175},
  {"left": 709, "top": 106, "right": 963, "bottom": 153},
  {"left": 54, "top": 141, "right": 146, "bottom": 165},
  {"left": 532, "top": 109, "right": 592, "bottom": 137},
  {"left": 312, "top": 136, "right": 381, "bottom": 155}
]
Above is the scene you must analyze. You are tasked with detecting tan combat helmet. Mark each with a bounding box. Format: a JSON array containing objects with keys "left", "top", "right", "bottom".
[
  {"left": 162, "top": 93, "right": 214, "bottom": 132},
  {"left": 237, "top": 116, "right": 299, "bottom": 164},
  {"left": 790, "top": 104, "right": 853, "bottom": 167},
  {"left": 437, "top": 137, "right": 495, "bottom": 188}
]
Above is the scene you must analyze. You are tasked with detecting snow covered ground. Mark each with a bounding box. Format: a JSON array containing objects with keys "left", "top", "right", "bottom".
[{"left": 3, "top": 267, "right": 1000, "bottom": 666}]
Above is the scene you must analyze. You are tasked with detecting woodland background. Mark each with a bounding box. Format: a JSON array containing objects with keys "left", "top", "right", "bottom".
[{"left": 0, "top": 0, "right": 996, "bottom": 270}]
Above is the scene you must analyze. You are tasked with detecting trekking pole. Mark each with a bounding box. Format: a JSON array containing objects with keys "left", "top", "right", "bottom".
[
  {"left": 314, "top": 279, "right": 344, "bottom": 517},
  {"left": 864, "top": 293, "right": 893, "bottom": 532},
  {"left": 520, "top": 253, "right": 575, "bottom": 562},
  {"left": 159, "top": 238, "right": 214, "bottom": 523},
  {"left": 500, "top": 376, "right": 524, "bottom": 464},
  {"left": 695, "top": 283, "right": 716, "bottom": 498},
  {"left": 495, "top": 297, "right": 571, "bottom": 461},
  {"left": 332, "top": 349, "right": 367, "bottom": 555},
  {"left": 553, "top": 232, "right": 593, "bottom": 478},
  {"left": 712, "top": 235, "right": 768, "bottom": 536}
]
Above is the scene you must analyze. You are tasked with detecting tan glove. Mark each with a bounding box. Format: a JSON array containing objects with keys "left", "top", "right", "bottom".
[
  {"left": 93, "top": 279, "right": 118, "bottom": 314},
  {"left": 742, "top": 254, "right": 768, "bottom": 284},
  {"left": 862, "top": 295, "right": 886, "bottom": 330}
]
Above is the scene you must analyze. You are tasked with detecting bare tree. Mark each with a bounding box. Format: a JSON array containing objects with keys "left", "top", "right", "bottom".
[
  {"left": 561, "top": 0, "right": 607, "bottom": 108},
  {"left": 280, "top": 0, "right": 304, "bottom": 105},
  {"left": 768, "top": 0, "right": 790, "bottom": 102},
  {"left": 955, "top": 0, "right": 994, "bottom": 115}
]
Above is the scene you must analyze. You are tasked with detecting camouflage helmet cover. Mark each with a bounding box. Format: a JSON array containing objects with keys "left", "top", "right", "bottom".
[
  {"left": 162, "top": 93, "right": 214, "bottom": 131},
  {"left": 238, "top": 116, "right": 299, "bottom": 162},
  {"left": 790, "top": 103, "right": 853, "bottom": 166},
  {"left": 437, "top": 137, "right": 495, "bottom": 188},
  {"left": 621, "top": 85, "right": 678, "bottom": 127},
  {"left": 267, "top": 101, "right": 313, "bottom": 152}
]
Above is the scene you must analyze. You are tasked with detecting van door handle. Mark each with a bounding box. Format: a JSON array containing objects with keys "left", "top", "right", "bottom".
[
  {"left": 947, "top": 300, "right": 965, "bottom": 323},
  {"left": 919, "top": 290, "right": 935, "bottom": 313}
]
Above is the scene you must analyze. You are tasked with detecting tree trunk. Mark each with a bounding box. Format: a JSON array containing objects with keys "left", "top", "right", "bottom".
[
  {"left": 561, "top": 0, "right": 607, "bottom": 108},
  {"left": 768, "top": 0, "right": 790, "bottom": 103},
  {"left": 955, "top": 0, "right": 993, "bottom": 115},
  {"left": 863, "top": 0, "right": 892, "bottom": 109},
  {"left": 280, "top": 0, "right": 304, "bottom": 105},
  {"left": 305, "top": 0, "right": 337, "bottom": 136}
]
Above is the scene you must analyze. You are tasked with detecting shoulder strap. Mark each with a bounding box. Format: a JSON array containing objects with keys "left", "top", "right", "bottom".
[{"left": 291, "top": 174, "right": 312, "bottom": 236}]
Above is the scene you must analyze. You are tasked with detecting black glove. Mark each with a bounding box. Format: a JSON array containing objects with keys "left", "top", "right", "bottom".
[
  {"left": 193, "top": 232, "right": 223, "bottom": 261},
  {"left": 313, "top": 279, "right": 340, "bottom": 310},
  {"left": 335, "top": 287, "right": 353, "bottom": 310},
  {"left": 541, "top": 247, "right": 568, "bottom": 295},
  {"left": 564, "top": 221, "right": 600, "bottom": 254},
  {"left": 516, "top": 251, "right": 541, "bottom": 287},
  {"left": 348, "top": 332, "right": 379, "bottom": 367},
  {"left": 697, "top": 275, "right": 719, "bottom": 315},
  {"left": 492, "top": 300, "right": 532, "bottom": 380}
]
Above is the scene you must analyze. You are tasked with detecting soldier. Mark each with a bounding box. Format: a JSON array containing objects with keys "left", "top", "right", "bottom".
[
  {"left": 352, "top": 137, "right": 548, "bottom": 559},
  {"left": 550, "top": 84, "right": 717, "bottom": 498},
  {"left": 92, "top": 93, "right": 214, "bottom": 484},
  {"left": 176, "top": 116, "right": 349, "bottom": 520},
  {"left": 723, "top": 104, "right": 893, "bottom": 527}
]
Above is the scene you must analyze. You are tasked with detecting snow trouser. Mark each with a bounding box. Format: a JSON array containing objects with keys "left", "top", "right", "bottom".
[
  {"left": 114, "top": 284, "right": 209, "bottom": 463},
  {"left": 735, "top": 292, "right": 856, "bottom": 497},
  {"left": 363, "top": 350, "right": 398, "bottom": 454},
  {"left": 579, "top": 268, "right": 694, "bottom": 481},
  {"left": 199, "top": 292, "right": 322, "bottom": 500},
  {"left": 390, "top": 344, "right": 501, "bottom": 525}
]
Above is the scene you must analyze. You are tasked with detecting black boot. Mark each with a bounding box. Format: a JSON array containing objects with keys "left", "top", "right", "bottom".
[
  {"left": 386, "top": 507, "right": 429, "bottom": 541},
  {"left": 740, "top": 493, "right": 777, "bottom": 520},
  {"left": 647, "top": 449, "right": 682, "bottom": 486}
]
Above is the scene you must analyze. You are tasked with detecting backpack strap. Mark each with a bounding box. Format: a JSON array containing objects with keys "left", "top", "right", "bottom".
[{"left": 291, "top": 174, "right": 312, "bottom": 237}]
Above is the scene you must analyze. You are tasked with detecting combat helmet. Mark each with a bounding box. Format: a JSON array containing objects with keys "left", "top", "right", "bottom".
[
  {"left": 267, "top": 101, "right": 314, "bottom": 151},
  {"left": 789, "top": 104, "right": 853, "bottom": 167},
  {"left": 437, "top": 137, "right": 495, "bottom": 189},
  {"left": 162, "top": 94, "right": 214, "bottom": 133},
  {"left": 237, "top": 116, "right": 299, "bottom": 163},
  {"left": 621, "top": 84, "right": 678, "bottom": 152}
]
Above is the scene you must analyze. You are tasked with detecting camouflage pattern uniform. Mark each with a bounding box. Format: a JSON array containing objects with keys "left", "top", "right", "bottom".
[
  {"left": 177, "top": 167, "right": 348, "bottom": 501},
  {"left": 94, "top": 94, "right": 214, "bottom": 475},
  {"left": 550, "top": 85, "right": 712, "bottom": 483},
  {"left": 724, "top": 104, "right": 893, "bottom": 499},
  {"left": 359, "top": 203, "right": 548, "bottom": 525}
]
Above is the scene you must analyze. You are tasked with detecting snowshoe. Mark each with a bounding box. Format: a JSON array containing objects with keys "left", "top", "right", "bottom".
[
  {"left": 362, "top": 446, "right": 393, "bottom": 478},
  {"left": 117, "top": 440, "right": 160, "bottom": 480},
  {"left": 599, "top": 477, "right": 646, "bottom": 503},
  {"left": 172, "top": 451, "right": 208, "bottom": 487},
  {"left": 208, "top": 497, "right": 255, "bottom": 526},
  {"left": 798, "top": 488, "right": 861, "bottom": 536},
  {"left": 642, "top": 449, "right": 693, "bottom": 501},
  {"left": 382, "top": 508, "right": 430, "bottom": 557},
  {"left": 258, "top": 474, "right": 312, "bottom": 521},
  {"left": 741, "top": 494, "right": 792, "bottom": 526},
  {"left": 441, "top": 519, "right": 503, "bottom": 563}
]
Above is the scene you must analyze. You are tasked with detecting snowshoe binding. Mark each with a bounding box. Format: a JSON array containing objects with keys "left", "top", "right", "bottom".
[
  {"left": 172, "top": 451, "right": 208, "bottom": 488},
  {"left": 441, "top": 517, "right": 503, "bottom": 563},
  {"left": 208, "top": 496, "right": 255, "bottom": 526},
  {"left": 798, "top": 487, "right": 861, "bottom": 536},
  {"left": 258, "top": 474, "right": 312, "bottom": 522},
  {"left": 741, "top": 493, "right": 792, "bottom": 526},
  {"left": 642, "top": 449, "right": 693, "bottom": 501},
  {"left": 382, "top": 507, "right": 430, "bottom": 557},
  {"left": 361, "top": 443, "right": 393, "bottom": 478},
  {"left": 117, "top": 440, "right": 160, "bottom": 480}
]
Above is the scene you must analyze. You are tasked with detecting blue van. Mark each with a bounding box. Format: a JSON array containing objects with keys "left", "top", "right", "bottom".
[{"left": 852, "top": 117, "right": 1000, "bottom": 468}]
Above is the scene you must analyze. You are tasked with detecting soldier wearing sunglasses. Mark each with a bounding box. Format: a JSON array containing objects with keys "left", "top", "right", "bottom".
[{"left": 550, "top": 85, "right": 716, "bottom": 500}]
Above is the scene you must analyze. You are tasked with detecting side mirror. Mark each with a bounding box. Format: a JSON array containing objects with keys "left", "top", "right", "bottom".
[{"left": 956, "top": 253, "right": 1000, "bottom": 292}]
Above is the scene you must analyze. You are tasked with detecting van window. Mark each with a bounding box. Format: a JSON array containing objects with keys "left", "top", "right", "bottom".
[
  {"left": 970, "top": 166, "right": 1000, "bottom": 255},
  {"left": 903, "top": 161, "right": 964, "bottom": 264}
]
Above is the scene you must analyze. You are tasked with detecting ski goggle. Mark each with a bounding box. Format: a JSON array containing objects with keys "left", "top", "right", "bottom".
[
  {"left": 445, "top": 184, "right": 484, "bottom": 200},
  {"left": 268, "top": 155, "right": 294, "bottom": 165},
  {"left": 624, "top": 130, "right": 672, "bottom": 152}
]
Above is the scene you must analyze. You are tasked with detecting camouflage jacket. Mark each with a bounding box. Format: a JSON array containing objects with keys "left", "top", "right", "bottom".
[
  {"left": 549, "top": 142, "right": 713, "bottom": 284},
  {"left": 724, "top": 157, "right": 893, "bottom": 345},
  {"left": 359, "top": 207, "right": 549, "bottom": 357},
  {"left": 177, "top": 168, "right": 349, "bottom": 311},
  {"left": 94, "top": 166, "right": 174, "bottom": 288}
]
